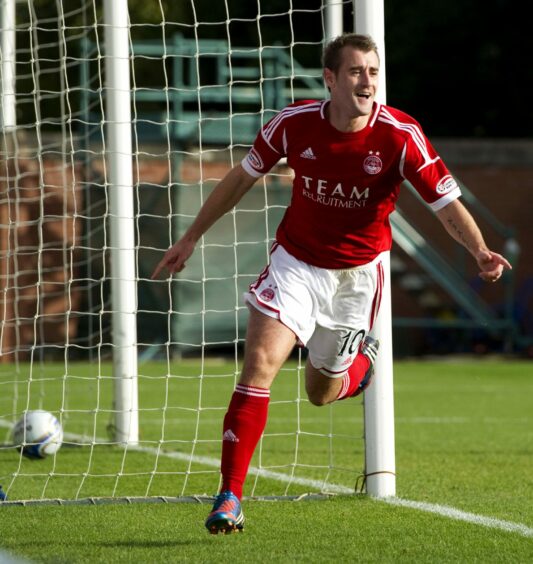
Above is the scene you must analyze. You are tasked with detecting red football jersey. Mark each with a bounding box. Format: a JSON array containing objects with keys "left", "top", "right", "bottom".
[{"left": 241, "top": 100, "right": 461, "bottom": 268}]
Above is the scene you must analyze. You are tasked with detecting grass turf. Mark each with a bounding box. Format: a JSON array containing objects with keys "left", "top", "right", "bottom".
[{"left": 1, "top": 359, "right": 532, "bottom": 562}]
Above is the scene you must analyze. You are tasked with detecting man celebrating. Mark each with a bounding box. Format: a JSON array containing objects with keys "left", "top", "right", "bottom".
[{"left": 152, "top": 34, "right": 511, "bottom": 534}]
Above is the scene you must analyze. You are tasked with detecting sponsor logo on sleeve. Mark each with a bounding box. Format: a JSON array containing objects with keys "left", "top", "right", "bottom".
[
  {"left": 436, "top": 174, "right": 458, "bottom": 195},
  {"left": 247, "top": 148, "right": 264, "bottom": 170}
]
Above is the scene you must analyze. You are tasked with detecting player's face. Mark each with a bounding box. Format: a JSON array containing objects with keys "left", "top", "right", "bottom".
[{"left": 324, "top": 47, "right": 379, "bottom": 118}]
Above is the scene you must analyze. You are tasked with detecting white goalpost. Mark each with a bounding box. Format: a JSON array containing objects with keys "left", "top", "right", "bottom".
[
  {"left": 353, "top": 0, "right": 396, "bottom": 498},
  {"left": 0, "top": 0, "right": 395, "bottom": 503},
  {"left": 103, "top": 0, "right": 139, "bottom": 446}
]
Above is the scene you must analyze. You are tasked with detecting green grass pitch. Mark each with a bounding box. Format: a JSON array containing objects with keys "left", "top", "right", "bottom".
[{"left": 1, "top": 359, "right": 532, "bottom": 562}]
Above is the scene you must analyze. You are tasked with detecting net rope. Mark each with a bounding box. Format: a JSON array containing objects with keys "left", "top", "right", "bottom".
[{"left": 0, "top": 0, "right": 364, "bottom": 504}]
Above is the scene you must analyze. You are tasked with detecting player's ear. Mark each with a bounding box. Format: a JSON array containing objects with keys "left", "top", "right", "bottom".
[{"left": 323, "top": 67, "right": 335, "bottom": 91}]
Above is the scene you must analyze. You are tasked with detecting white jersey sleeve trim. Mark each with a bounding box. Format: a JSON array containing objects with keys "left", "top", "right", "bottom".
[
  {"left": 260, "top": 129, "right": 283, "bottom": 155},
  {"left": 241, "top": 157, "right": 265, "bottom": 178},
  {"left": 320, "top": 100, "right": 328, "bottom": 119},
  {"left": 416, "top": 155, "right": 441, "bottom": 172},
  {"left": 262, "top": 102, "right": 322, "bottom": 145},
  {"left": 399, "top": 142, "right": 407, "bottom": 177},
  {"left": 378, "top": 106, "right": 437, "bottom": 169},
  {"left": 428, "top": 187, "right": 462, "bottom": 212},
  {"left": 369, "top": 102, "right": 381, "bottom": 127}
]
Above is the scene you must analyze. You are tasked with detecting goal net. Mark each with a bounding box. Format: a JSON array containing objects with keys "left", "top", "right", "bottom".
[{"left": 0, "top": 0, "right": 392, "bottom": 503}]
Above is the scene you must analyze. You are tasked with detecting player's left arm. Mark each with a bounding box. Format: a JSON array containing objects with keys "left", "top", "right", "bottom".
[{"left": 435, "top": 199, "right": 512, "bottom": 282}]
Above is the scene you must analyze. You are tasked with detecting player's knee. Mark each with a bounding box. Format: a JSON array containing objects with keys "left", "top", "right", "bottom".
[
  {"left": 244, "top": 346, "right": 274, "bottom": 374},
  {"left": 241, "top": 347, "right": 280, "bottom": 387},
  {"left": 308, "top": 394, "right": 330, "bottom": 407},
  {"left": 305, "top": 361, "right": 338, "bottom": 406},
  {"left": 305, "top": 382, "right": 331, "bottom": 407}
]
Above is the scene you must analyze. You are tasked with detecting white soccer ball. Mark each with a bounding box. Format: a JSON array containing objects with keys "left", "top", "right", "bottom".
[{"left": 12, "top": 410, "right": 63, "bottom": 459}]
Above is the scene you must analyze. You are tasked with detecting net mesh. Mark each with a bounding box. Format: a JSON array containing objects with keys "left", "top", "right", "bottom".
[{"left": 0, "top": 0, "right": 364, "bottom": 503}]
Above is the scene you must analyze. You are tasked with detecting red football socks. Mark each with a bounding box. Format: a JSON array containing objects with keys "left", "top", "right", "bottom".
[
  {"left": 220, "top": 383, "right": 270, "bottom": 499},
  {"left": 336, "top": 352, "right": 371, "bottom": 400}
]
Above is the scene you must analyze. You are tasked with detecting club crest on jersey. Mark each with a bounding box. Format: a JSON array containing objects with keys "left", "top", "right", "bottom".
[
  {"left": 436, "top": 174, "right": 458, "bottom": 194},
  {"left": 363, "top": 151, "right": 382, "bottom": 175},
  {"left": 247, "top": 148, "right": 264, "bottom": 170}
]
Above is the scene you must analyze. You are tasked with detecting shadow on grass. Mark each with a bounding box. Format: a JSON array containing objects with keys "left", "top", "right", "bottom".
[
  {"left": 99, "top": 540, "right": 190, "bottom": 548},
  {"left": 96, "top": 537, "right": 226, "bottom": 548}
]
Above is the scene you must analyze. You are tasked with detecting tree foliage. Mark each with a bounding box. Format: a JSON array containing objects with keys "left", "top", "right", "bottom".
[
  {"left": 384, "top": 0, "right": 532, "bottom": 136},
  {"left": 14, "top": 0, "right": 532, "bottom": 137}
]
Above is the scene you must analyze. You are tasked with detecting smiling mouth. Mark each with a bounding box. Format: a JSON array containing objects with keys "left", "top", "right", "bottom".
[{"left": 356, "top": 93, "right": 371, "bottom": 99}]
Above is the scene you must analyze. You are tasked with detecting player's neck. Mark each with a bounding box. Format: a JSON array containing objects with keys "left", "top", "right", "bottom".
[{"left": 326, "top": 102, "right": 370, "bottom": 133}]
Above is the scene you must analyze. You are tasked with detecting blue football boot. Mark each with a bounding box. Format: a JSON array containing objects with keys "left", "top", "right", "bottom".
[{"left": 205, "top": 490, "right": 244, "bottom": 534}]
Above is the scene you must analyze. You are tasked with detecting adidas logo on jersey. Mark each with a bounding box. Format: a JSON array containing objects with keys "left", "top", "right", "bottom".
[
  {"left": 223, "top": 429, "right": 239, "bottom": 443},
  {"left": 300, "top": 147, "right": 316, "bottom": 160}
]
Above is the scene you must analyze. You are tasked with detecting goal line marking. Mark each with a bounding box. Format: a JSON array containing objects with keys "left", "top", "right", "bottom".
[
  {"left": 2, "top": 421, "right": 532, "bottom": 538},
  {"left": 381, "top": 497, "right": 533, "bottom": 539},
  {"left": 102, "top": 437, "right": 356, "bottom": 496}
]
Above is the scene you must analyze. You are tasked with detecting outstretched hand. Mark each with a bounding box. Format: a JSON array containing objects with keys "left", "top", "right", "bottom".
[
  {"left": 476, "top": 249, "right": 512, "bottom": 283},
  {"left": 151, "top": 239, "right": 196, "bottom": 279}
]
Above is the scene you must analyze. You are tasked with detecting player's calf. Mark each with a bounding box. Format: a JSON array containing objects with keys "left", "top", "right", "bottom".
[{"left": 334, "top": 336, "right": 380, "bottom": 400}]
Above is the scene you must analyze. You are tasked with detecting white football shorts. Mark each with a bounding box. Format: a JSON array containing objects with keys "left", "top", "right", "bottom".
[{"left": 244, "top": 242, "right": 385, "bottom": 377}]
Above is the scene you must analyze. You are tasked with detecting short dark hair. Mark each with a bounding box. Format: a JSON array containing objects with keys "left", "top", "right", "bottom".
[{"left": 322, "top": 33, "right": 379, "bottom": 73}]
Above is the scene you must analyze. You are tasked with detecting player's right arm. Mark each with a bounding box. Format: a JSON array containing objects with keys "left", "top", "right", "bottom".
[
  {"left": 151, "top": 164, "right": 257, "bottom": 279},
  {"left": 152, "top": 102, "right": 293, "bottom": 279}
]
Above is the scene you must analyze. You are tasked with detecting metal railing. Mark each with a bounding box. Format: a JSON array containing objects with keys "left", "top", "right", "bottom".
[{"left": 78, "top": 34, "right": 519, "bottom": 349}]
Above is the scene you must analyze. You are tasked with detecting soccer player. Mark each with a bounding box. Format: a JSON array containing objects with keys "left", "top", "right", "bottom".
[{"left": 151, "top": 34, "right": 511, "bottom": 534}]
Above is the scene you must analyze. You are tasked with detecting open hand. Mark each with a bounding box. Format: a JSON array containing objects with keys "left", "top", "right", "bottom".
[{"left": 476, "top": 249, "right": 512, "bottom": 283}]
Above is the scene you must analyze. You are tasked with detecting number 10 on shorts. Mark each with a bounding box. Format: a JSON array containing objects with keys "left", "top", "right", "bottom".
[{"left": 338, "top": 329, "right": 366, "bottom": 356}]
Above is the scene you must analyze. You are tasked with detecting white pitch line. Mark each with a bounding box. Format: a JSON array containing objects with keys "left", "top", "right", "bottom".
[
  {"left": 0, "top": 419, "right": 353, "bottom": 495},
  {"left": 102, "top": 438, "right": 355, "bottom": 495},
  {"left": 381, "top": 497, "right": 533, "bottom": 539},
  {"left": 2, "top": 419, "right": 533, "bottom": 538}
]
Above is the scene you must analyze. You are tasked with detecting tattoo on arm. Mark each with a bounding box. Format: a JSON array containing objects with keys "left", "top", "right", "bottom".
[{"left": 446, "top": 217, "right": 471, "bottom": 250}]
